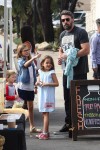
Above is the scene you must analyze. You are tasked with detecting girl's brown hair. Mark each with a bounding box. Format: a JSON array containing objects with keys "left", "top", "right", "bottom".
[
  {"left": 41, "top": 55, "right": 55, "bottom": 71},
  {"left": 16, "top": 43, "right": 31, "bottom": 60}
]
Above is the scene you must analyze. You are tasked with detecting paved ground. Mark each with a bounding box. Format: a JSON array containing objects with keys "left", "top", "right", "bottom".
[
  {"left": 1, "top": 35, "right": 100, "bottom": 150},
  {"left": 25, "top": 51, "right": 100, "bottom": 150},
  {"left": 25, "top": 109, "right": 100, "bottom": 150}
]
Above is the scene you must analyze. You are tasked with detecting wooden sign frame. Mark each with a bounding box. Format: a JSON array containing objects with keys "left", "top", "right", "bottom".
[{"left": 71, "top": 80, "right": 100, "bottom": 141}]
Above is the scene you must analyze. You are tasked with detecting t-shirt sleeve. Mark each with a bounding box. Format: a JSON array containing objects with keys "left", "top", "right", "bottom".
[
  {"left": 38, "top": 69, "right": 41, "bottom": 74},
  {"left": 78, "top": 29, "right": 89, "bottom": 44},
  {"left": 6, "top": 85, "right": 16, "bottom": 101},
  {"left": 50, "top": 70, "right": 55, "bottom": 75},
  {"left": 59, "top": 31, "right": 66, "bottom": 46}
]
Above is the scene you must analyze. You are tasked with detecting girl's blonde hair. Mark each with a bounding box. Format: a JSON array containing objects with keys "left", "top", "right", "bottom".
[
  {"left": 16, "top": 43, "right": 31, "bottom": 60},
  {"left": 41, "top": 55, "right": 55, "bottom": 71},
  {"left": 6, "top": 70, "right": 16, "bottom": 78}
]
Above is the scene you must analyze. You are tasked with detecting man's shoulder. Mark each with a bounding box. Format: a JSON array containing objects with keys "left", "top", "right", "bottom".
[
  {"left": 74, "top": 26, "right": 87, "bottom": 34},
  {"left": 60, "top": 30, "right": 67, "bottom": 37},
  {"left": 90, "top": 32, "right": 98, "bottom": 44},
  {"left": 90, "top": 32, "right": 97, "bottom": 39}
]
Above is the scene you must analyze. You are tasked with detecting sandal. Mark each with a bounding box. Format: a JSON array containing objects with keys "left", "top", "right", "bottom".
[
  {"left": 30, "top": 127, "right": 42, "bottom": 133},
  {"left": 36, "top": 133, "right": 49, "bottom": 140}
]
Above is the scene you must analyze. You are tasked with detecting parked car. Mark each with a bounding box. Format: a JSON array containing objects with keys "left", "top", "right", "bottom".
[
  {"left": 53, "top": 20, "right": 60, "bottom": 28},
  {"left": 74, "top": 11, "right": 85, "bottom": 24},
  {"left": 52, "top": 13, "right": 60, "bottom": 28}
]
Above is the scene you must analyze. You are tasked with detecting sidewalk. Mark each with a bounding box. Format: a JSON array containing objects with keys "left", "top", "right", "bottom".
[
  {"left": 1, "top": 34, "right": 99, "bottom": 150},
  {"left": 25, "top": 50, "right": 100, "bottom": 150}
]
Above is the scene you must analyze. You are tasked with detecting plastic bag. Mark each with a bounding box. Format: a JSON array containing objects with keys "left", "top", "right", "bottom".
[{"left": 12, "top": 98, "right": 24, "bottom": 108}]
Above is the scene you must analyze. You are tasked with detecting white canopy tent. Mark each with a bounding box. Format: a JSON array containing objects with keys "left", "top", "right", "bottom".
[{"left": 0, "top": 0, "right": 13, "bottom": 77}]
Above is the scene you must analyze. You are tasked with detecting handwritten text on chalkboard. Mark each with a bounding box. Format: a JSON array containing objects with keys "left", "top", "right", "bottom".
[{"left": 76, "top": 85, "right": 100, "bottom": 130}]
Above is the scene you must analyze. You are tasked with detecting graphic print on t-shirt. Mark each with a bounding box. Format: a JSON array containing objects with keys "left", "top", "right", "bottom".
[{"left": 61, "top": 35, "right": 74, "bottom": 52}]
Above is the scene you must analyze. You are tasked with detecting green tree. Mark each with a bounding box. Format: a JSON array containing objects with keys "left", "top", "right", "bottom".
[
  {"left": 33, "top": 0, "right": 54, "bottom": 42},
  {"left": 12, "top": 0, "right": 33, "bottom": 37},
  {"left": 12, "top": 0, "right": 78, "bottom": 41}
]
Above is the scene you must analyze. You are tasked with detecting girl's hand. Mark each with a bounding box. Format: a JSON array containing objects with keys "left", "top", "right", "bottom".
[
  {"left": 15, "top": 95, "right": 19, "bottom": 99},
  {"left": 39, "top": 81, "right": 47, "bottom": 87},
  {"left": 35, "top": 81, "right": 40, "bottom": 86},
  {"left": 36, "top": 81, "right": 44, "bottom": 86},
  {"left": 34, "top": 53, "right": 41, "bottom": 59},
  {"left": 39, "top": 81, "right": 43, "bottom": 86},
  {"left": 36, "top": 81, "right": 46, "bottom": 87}
]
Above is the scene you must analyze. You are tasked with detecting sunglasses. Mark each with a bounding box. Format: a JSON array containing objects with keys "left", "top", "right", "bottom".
[{"left": 61, "top": 18, "right": 70, "bottom": 22}]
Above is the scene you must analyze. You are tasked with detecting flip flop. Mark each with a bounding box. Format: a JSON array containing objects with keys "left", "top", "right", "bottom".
[{"left": 30, "top": 127, "right": 42, "bottom": 133}]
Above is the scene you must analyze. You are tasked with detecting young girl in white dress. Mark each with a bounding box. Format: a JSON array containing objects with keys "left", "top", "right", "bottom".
[{"left": 36, "top": 55, "right": 59, "bottom": 140}]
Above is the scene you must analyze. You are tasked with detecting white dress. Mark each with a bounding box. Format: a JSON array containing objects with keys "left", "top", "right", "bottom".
[{"left": 38, "top": 69, "right": 55, "bottom": 112}]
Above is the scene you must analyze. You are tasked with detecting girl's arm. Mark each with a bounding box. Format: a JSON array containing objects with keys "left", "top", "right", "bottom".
[
  {"left": 35, "top": 75, "right": 41, "bottom": 86},
  {"left": 24, "top": 53, "right": 41, "bottom": 67},
  {"left": 42, "top": 73, "right": 59, "bottom": 87}
]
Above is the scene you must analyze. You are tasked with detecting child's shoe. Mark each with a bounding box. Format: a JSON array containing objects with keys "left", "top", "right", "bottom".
[
  {"left": 36, "top": 132, "right": 49, "bottom": 140},
  {"left": 30, "top": 127, "right": 42, "bottom": 133}
]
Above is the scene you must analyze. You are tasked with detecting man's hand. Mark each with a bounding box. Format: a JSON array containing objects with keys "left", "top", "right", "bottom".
[
  {"left": 58, "top": 47, "right": 67, "bottom": 60},
  {"left": 60, "top": 53, "right": 67, "bottom": 60},
  {"left": 58, "top": 57, "right": 62, "bottom": 65}
]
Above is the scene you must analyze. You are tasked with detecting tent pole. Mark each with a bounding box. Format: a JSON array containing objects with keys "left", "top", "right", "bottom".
[
  {"left": 9, "top": 7, "right": 13, "bottom": 69},
  {"left": 4, "top": 0, "right": 8, "bottom": 78}
]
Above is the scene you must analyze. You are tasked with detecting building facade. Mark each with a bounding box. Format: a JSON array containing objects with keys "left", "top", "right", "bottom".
[
  {"left": 86, "top": 0, "right": 100, "bottom": 32},
  {"left": 76, "top": 0, "right": 100, "bottom": 32}
]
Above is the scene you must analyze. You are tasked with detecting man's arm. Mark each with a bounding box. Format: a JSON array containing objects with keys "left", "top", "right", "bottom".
[
  {"left": 77, "top": 42, "right": 90, "bottom": 57},
  {"left": 90, "top": 35, "right": 98, "bottom": 71}
]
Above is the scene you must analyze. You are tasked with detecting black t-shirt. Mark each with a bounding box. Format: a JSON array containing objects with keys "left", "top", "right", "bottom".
[{"left": 59, "top": 26, "right": 89, "bottom": 75}]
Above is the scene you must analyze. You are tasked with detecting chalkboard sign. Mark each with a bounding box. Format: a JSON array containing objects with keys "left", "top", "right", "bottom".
[{"left": 71, "top": 80, "right": 100, "bottom": 141}]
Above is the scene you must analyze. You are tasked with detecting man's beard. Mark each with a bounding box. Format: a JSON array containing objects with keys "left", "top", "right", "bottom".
[{"left": 63, "top": 24, "right": 72, "bottom": 30}]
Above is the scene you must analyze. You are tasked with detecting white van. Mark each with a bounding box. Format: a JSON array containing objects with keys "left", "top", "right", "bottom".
[{"left": 74, "top": 11, "right": 85, "bottom": 24}]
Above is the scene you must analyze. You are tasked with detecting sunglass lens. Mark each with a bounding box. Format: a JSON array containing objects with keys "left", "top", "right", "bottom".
[
  {"left": 66, "top": 18, "right": 70, "bottom": 21},
  {"left": 61, "top": 18, "right": 70, "bottom": 22}
]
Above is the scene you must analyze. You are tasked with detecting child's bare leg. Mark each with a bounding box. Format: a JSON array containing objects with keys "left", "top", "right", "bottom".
[
  {"left": 27, "top": 101, "right": 34, "bottom": 130},
  {"left": 43, "top": 112, "right": 49, "bottom": 133}
]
